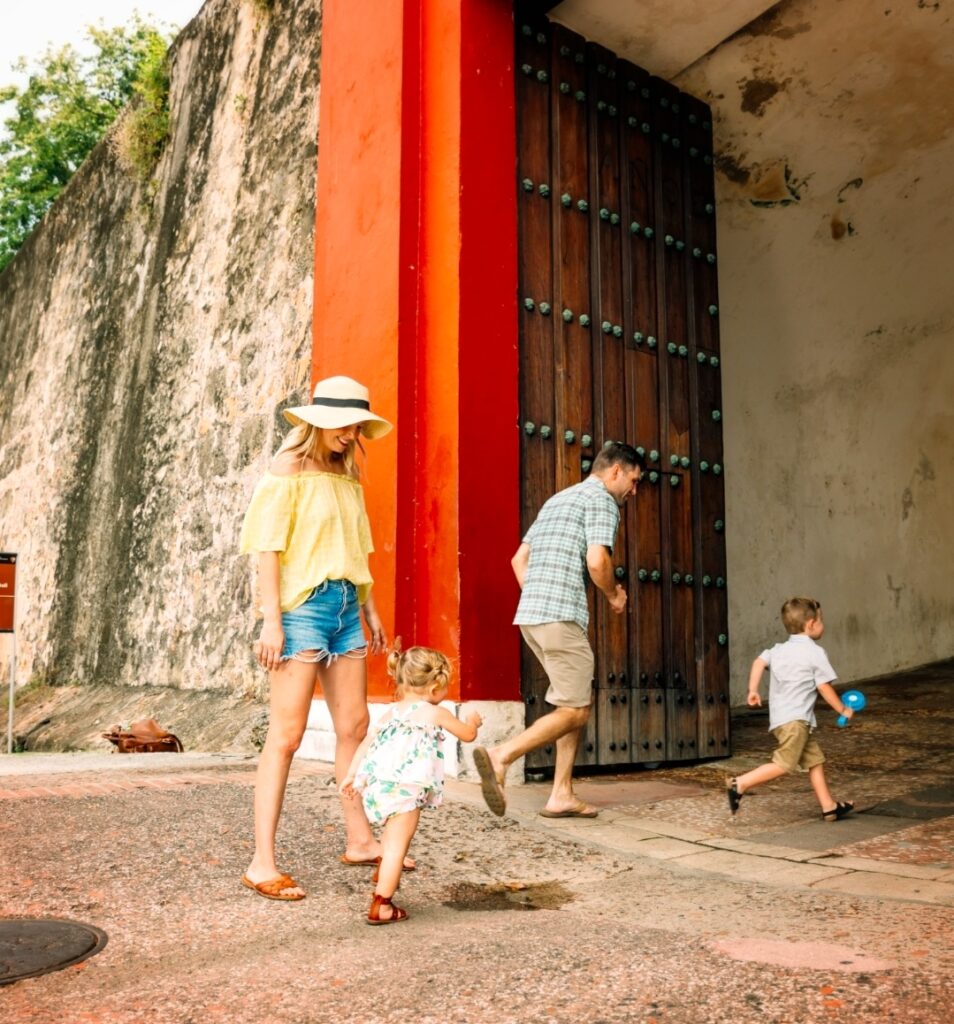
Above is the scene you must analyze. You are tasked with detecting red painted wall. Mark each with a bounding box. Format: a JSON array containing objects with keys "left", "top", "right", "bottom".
[
  {"left": 312, "top": 0, "right": 403, "bottom": 699},
  {"left": 313, "top": 0, "right": 521, "bottom": 702},
  {"left": 458, "top": 1, "right": 521, "bottom": 700}
]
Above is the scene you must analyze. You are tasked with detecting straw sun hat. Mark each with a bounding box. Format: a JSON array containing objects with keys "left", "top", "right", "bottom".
[{"left": 282, "top": 376, "right": 392, "bottom": 439}]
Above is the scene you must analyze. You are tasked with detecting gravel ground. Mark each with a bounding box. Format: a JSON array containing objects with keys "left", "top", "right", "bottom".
[{"left": 2, "top": 772, "right": 952, "bottom": 1024}]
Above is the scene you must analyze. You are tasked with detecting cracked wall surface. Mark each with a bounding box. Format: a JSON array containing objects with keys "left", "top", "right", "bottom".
[
  {"left": 0, "top": 0, "right": 320, "bottom": 692},
  {"left": 676, "top": 0, "right": 954, "bottom": 687}
]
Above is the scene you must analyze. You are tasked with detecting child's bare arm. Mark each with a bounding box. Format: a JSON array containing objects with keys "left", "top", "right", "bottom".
[
  {"left": 747, "top": 658, "right": 768, "bottom": 706},
  {"left": 432, "top": 706, "right": 482, "bottom": 743},
  {"left": 340, "top": 714, "right": 392, "bottom": 797},
  {"left": 817, "top": 682, "right": 853, "bottom": 719},
  {"left": 339, "top": 736, "right": 372, "bottom": 798}
]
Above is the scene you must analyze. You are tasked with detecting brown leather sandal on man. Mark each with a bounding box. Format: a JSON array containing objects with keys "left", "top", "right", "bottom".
[{"left": 366, "top": 893, "right": 408, "bottom": 925}]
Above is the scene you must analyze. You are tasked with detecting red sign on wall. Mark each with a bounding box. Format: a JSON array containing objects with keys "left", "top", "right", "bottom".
[{"left": 0, "top": 552, "right": 16, "bottom": 633}]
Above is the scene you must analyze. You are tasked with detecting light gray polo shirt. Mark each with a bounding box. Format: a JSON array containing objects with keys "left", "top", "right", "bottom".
[{"left": 759, "top": 634, "right": 838, "bottom": 731}]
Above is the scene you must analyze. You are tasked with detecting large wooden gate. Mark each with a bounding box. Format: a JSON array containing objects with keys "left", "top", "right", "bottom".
[{"left": 515, "top": 16, "right": 730, "bottom": 770}]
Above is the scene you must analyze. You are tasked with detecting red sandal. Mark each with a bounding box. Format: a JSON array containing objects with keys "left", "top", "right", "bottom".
[{"left": 367, "top": 893, "right": 408, "bottom": 925}]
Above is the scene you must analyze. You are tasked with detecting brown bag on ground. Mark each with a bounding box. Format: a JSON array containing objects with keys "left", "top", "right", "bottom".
[{"left": 102, "top": 718, "right": 184, "bottom": 753}]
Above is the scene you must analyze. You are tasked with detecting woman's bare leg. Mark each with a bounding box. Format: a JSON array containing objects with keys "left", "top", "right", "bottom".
[
  {"left": 318, "top": 653, "right": 376, "bottom": 855},
  {"left": 245, "top": 656, "right": 319, "bottom": 895}
]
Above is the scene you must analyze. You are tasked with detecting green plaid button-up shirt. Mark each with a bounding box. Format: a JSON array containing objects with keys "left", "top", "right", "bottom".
[{"left": 514, "top": 477, "right": 620, "bottom": 632}]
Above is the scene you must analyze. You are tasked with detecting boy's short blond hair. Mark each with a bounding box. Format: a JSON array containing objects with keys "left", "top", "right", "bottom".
[{"left": 781, "top": 597, "right": 822, "bottom": 634}]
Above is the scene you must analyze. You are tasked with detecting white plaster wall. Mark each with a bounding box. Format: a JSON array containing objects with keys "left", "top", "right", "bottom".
[{"left": 676, "top": 0, "right": 954, "bottom": 695}]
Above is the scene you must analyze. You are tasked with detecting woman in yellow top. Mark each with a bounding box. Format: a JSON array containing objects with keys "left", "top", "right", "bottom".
[{"left": 239, "top": 376, "right": 394, "bottom": 900}]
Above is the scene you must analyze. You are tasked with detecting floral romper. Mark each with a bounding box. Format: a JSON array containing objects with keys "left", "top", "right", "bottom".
[{"left": 354, "top": 702, "right": 445, "bottom": 824}]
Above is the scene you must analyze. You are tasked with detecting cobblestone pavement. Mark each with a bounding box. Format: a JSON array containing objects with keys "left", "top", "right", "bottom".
[{"left": 0, "top": 664, "right": 951, "bottom": 1023}]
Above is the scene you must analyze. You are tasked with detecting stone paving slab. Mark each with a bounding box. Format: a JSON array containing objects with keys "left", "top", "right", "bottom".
[
  {"left": 868, "top": 783, "right": 954, "bottom": 820},
  {"left": 827, "top": 815, "right": 954, "bottom": 868},
  {"left": 806, "top": 855, "right": 951, "bottom": 881},
  {"left": 699, "top": 836, "right": 821, "bottom": 862},
  {"left": 610, "top": 817, "right": 712, "bottom": 842},
  {"left": 745, "top": 813, "right": 915, "bottom": 853},
  {"left": 673, "top": 848, "right": 851, "bottom": 887},
  {"left": 812, "top": 871, "right": 954, "bottom": 906},
  {"left": 622, "top": 836, "right": 701, "bottom": 860}
]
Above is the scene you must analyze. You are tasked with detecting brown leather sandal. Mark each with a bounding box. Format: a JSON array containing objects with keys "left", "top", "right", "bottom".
[
  {"left": 340, "top": 854, "right": 416, "bottom": 872},
  {"left": 241, "top": 874, "right": 305, "bottom": 901},
  {"left": 367, "top": 893, "right": 408, "bottom": 925}
]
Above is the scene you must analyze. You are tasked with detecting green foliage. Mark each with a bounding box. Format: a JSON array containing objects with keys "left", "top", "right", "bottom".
[
  {"left": 0, "top": 16, "right": 175, "bottom": 273},
  {"left": 112, "top": 33, "right": 171, "bottom": 184}
]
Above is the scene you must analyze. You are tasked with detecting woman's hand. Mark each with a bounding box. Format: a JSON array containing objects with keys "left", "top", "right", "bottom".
[
  {"left": 253, "top": 620, "right": 285, "bottom": 672},
  {"left": 363, "top": 603, "right": 388, "bottom": 655}
]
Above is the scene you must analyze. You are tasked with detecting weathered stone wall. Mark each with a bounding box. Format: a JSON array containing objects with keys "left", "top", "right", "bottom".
[
  {"left": 676, "top": 0, "right": 954, "bottom": 692},
  {"left": 0, "top": 0, "right": 320, "bottom": 693}
]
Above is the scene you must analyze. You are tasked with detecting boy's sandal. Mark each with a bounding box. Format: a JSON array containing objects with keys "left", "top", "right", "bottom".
[
  {"left": 367, "top": 893, "right": 408, "bottom": 925},
  {"left": 821, "top": 801, "right": 855, "bottom": 822},
  {"left": 726, "top": 778, "right": 744, "bottom": 816},
  {"left": 241, "top": 873, "right": 305, "bottom": 901}
]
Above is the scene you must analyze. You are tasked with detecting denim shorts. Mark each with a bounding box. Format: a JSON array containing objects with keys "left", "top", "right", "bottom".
[{"left": 281, "top": 579, "right": 367, "bottom": 662}]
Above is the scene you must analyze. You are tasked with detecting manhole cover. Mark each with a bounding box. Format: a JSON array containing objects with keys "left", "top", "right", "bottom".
[{"left": 0, "top": 918, "right": 108, "bottom": 986}]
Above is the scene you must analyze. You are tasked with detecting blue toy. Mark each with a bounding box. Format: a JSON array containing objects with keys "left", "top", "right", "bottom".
[{"left": 837, "top": 690, "right": 866, "bottom": 727}]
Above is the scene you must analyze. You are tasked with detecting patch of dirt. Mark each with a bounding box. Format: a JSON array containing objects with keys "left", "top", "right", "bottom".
[{"left": 441, "top": 880, "right": 575, "bottom": 912}]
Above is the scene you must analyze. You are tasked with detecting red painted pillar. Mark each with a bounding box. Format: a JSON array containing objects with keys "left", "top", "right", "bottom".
[{"left": 312, "top": 0, "right": 521, "bottom": 702}]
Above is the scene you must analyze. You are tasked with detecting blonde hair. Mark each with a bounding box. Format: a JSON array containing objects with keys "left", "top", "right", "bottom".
[
  {"left": 387, "top": 645, "right": 453, "bottom": 697},
  {"left": 275, "top": 422, "right": 364, "bottom": 479},
  {"left": 781, "top": 596, "right": 822, "bottom": 634}
]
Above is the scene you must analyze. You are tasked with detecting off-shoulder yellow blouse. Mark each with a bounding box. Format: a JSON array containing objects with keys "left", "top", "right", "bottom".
[{"left": 239, "top": 472, "right": 374, "bottom": 612}]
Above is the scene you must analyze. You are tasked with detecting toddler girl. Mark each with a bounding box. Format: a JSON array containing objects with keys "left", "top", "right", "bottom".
[{"left": 340, "top": 645, "right": 482, "bottom": 924}]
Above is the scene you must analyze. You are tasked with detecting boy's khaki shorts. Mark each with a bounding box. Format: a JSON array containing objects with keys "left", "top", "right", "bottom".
[
  {"left": 519, "top": 621, "right": 594, "bottom": 708},
  {"left": 771, "top": 720, "right": 826, "bottom": 772}
]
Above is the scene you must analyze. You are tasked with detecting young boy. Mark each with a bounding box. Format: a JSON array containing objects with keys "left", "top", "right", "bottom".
[{"left": 727, "top": 597, "right": 855, "bottom": 821}]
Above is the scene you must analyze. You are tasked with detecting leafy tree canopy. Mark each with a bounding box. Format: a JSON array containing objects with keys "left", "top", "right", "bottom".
[{"left": 0, "top": 16, "right": 176, "bottom": 273}]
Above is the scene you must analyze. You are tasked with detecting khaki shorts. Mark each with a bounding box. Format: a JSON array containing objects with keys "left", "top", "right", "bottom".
[
  {"left": 519, "top": 622, "right": 594, "bottom": 708},
  {"left": 771, "top": 720, "right": 826, "bottom": 773}
]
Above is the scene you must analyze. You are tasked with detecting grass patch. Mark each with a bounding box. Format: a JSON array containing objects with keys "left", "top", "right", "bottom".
[{"left": 111, "top": 33, "right": 171, "bottom": 184}]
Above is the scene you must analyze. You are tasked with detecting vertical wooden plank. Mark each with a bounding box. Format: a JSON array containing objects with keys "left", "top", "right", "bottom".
[
  {"left": 515, "top": 18, "right": 557, "bottom": 770},
  {"left": 651, "top": 75, "right": 697, "bottom": 760},
  {"left": 617, "top": 61, "right": 667, "bottom": 762},
  {"left": 586, "top": 42, "right": 631, "bottom": 766},
  {"left": 684, "top": 92, "right": 730, "bottom": 758},
  {"left": 552, "top": 24, "right": 599, "bottom": 767}
]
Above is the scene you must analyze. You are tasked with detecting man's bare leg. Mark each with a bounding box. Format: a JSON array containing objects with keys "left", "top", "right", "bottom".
[
  {"left": 542, "top": 722, "right": 595, "bottom": 814},
  {"left": 474, "top": 706, "right": 588, "bottom": 806}
]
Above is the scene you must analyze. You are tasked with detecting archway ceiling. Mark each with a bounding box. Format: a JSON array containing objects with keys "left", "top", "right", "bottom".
[{"left": 548, "top": 0, "right": 781, "bottom": 79}]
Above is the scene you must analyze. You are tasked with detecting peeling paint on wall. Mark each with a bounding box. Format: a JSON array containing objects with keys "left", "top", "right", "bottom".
[{"left": 739, "top": 75, "right": 788, "bottom": 115}]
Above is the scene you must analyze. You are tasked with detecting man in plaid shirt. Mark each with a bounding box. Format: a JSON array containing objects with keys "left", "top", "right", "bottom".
[{"left": 474, "top": 442, "right": 645, "bottom": 817}]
